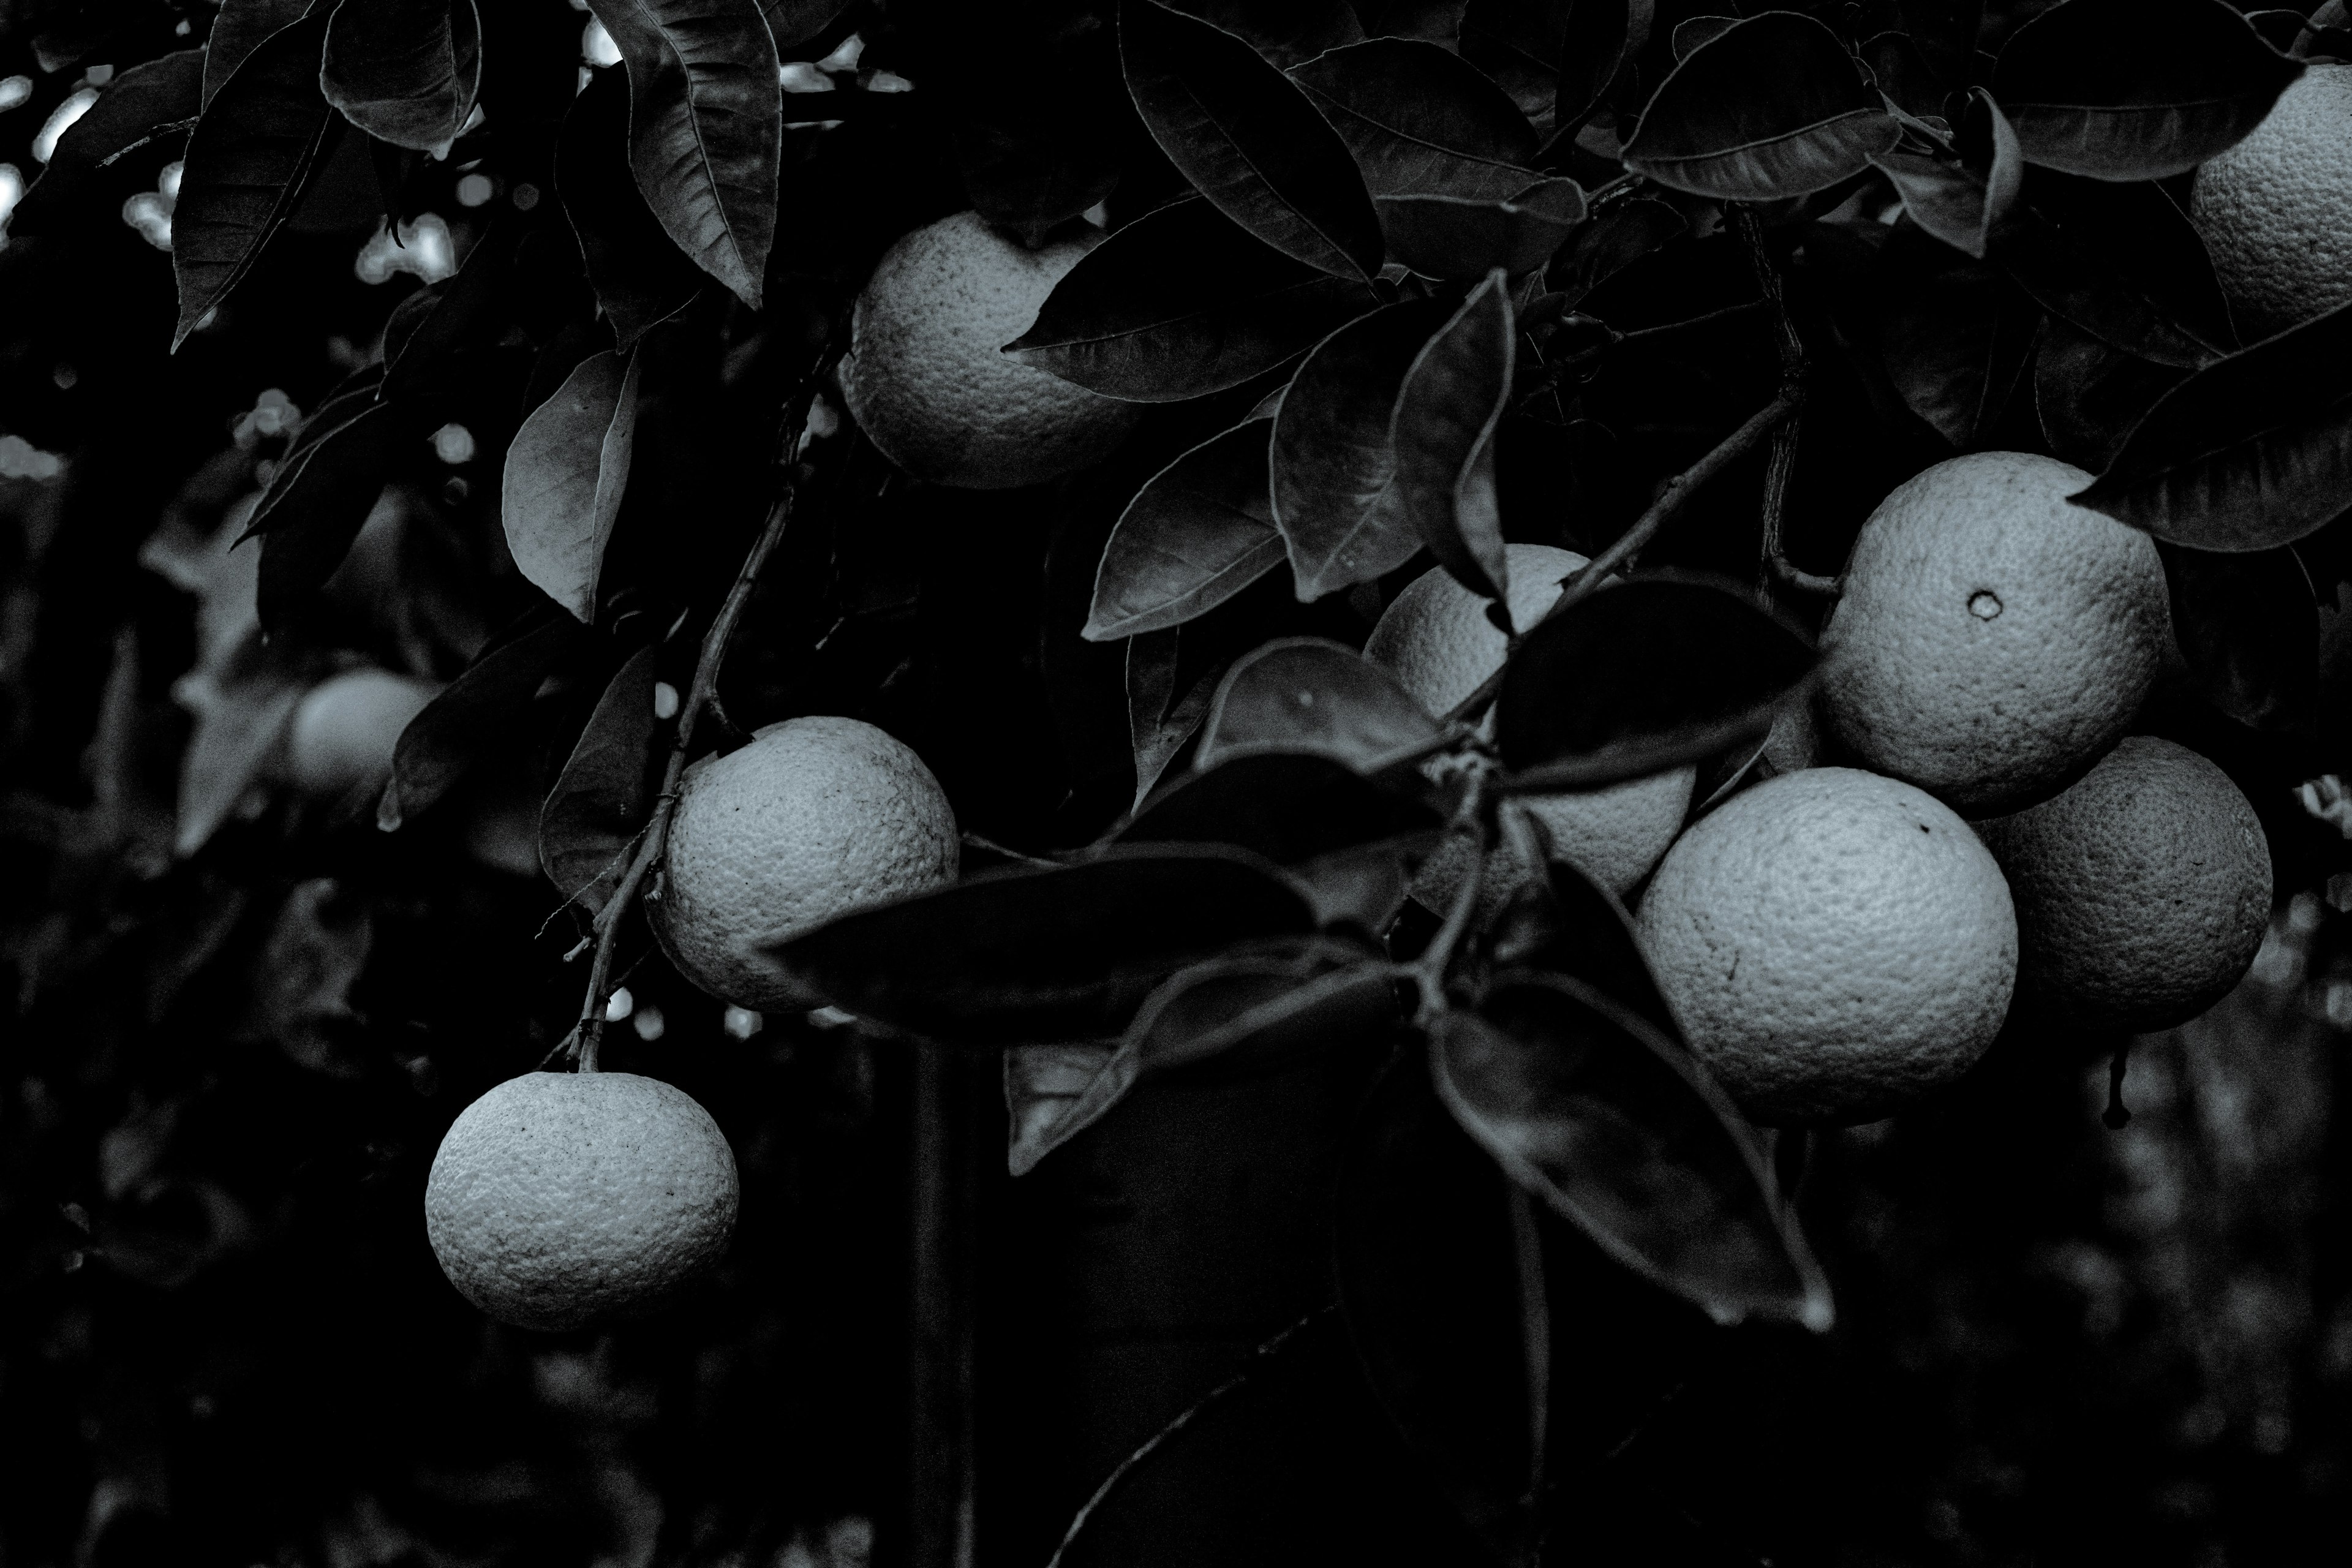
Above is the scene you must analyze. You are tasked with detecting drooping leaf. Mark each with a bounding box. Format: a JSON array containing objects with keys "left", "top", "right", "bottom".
[
  {"left": 203, "top": 0, "right": 315, "bottom": 110},
  {"left": 379, "top": 609, "right": 582, "bottom": 829},
  {"left": 2032, "top": 315, "right": 2187, "bottom": 472},
  {"left": 1619, "top": 12, "right": 1899, "bottom": 201},
  {"left": 1086, "top": 418, "right": 1285, "bottom": 641},
  {"left": 558, "top": 66, "right": 705, "bottom": 350},
  {"left": 1494, "top": 572, "right": 1817, "bottom": 790},
  {"left": 1127, "top": 631, "right": 1221, "bottom": 807},
  {"left": 502, "top": 350, "right": 643, "bottom": 623},
  {"left": 1381, "top": 176, "right": 1585, "bottom": 279},
  {"left": 584, "top": 0, "right": 782, "bottom": 307},
  {"left": 2070, "top": 300, "right": 2352, "bottom": 550},
  {"left": 1991, "top": 0, "right": 2303, "bottom": 181},
  {"left": 1007, "top": 939, "right": 1393, "bottom": 1174},
  {"left": 766, "top": 846, "right": 1321, "bottom": 1044},
  {"left": 253, "top": 404, "right": 399, "bottom": 632},
  {"left": 2158, "top": 542, "right": 2317, "bottom": 731},
  {"left": 1871, "top": 89, "right": 2021, "bottom": 259},
  {"left": 1873, "top": 219, "right": 2039, "bottom": 448},
  {"left": 1272, "top": 299, "right": 1455, "bottom": 598},
  {"left": 1121, "top": 752, "right": 1442, "bottom": 864},
  {"left": 1164, "top": 0, "right": 1365, "bottom": 67},
  {"left": 1438, "top": 973, "right": 1831, "bottom": 1327},
  {"left": 320, "top": 0, "right": 483, "bottom": 154},
  {"left": 1195, "top": 637, "right": 1444, "bottom": 771},
  {"left": 1994, "top": 170, "right": 2235, "bottom": 368},
  {"left": 1553, "top": 0, "right": 1652, "bottom": 138},
  {"left": 8, "top": 49, "right": 203, "bottom": 233},
  {"left": 1481, "top": 859, "right": 1678, "bottom": 1041},
  {"left": 1287, "top": 37, "right": 1539, "bottom": 200},
  {"left": 1120, "top": 0, "right": 1386, "bottom": 281},
  {"left": 1389, "top": 271, "right": 1513, "bottom": 602},
  {"left": 172, "top": 14, "right": 341, "bottom": 350},
  {"left": 1547, "top": 195, "right": 1685, "bottom": 304},
  {"left": 1008, "top": 197, "right": 1378, "bottom": 402},
  {"left": 539, "top": 644, "right": 661, "bottom": 910}
]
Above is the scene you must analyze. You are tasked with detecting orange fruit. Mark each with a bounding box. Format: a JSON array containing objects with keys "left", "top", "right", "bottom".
[
  {"left": 283, "top": 669, "right": 437, "bottom": 796},
  {"left": 2190, "top": 64, "right": 2352, "bottom": 334}
]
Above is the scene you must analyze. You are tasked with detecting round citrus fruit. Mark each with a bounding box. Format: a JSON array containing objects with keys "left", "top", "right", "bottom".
[
  {"left": 1366, "top": 543, "right": 1697, "bottom": 904},
  {"left": 1974, "top": 736, "right": 2271, "bottom": 1033},
  {"left": 2190, "top": 64, "right": 2352, "bottom": 333},
  {"left": 1635, "top": 767, "right": 2017, "bottom": 1125},
  {"left": 651, "top": 716, "right": 959, "bottom": 1011},
  {"left": 283, "top": 668, "right": 437, "bottom": 796},
  {"left": 1818, "top": 452, "right": 2170, "bottom": 815},
  {"left": 424, "top": 1071, "right": 738, "bottom": 1332},
  {"left": 837, "top": 211, "right": 1142, "bottom": 489}
]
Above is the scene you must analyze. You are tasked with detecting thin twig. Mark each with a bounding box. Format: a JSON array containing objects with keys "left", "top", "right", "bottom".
[
  {"left": 1408, "top": 767, "right": 1494, "bottom": 1023},
  {"left": 1439, "top": 385, "right": 1804, "bottom": 728},
  {"left": 1613, "top": 298, "right": 1768, "bottom": 345},
  {"left": 567, "top": 319, "right": 851, "bottom": 1069},
  {"left": 1736, "top": 207, "right": 1830, "bottom": 598}
]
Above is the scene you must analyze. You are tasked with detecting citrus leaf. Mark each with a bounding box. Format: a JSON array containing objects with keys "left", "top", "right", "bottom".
[
  {"left": 1379, "top": 176, "right": 1584, "bottom": 279},
  {"left": 172, "top": 637, "right": 306, "bottom": 857},
  {"left": 1670, "top": 14, "right": 1736, "bottom": 60},
  {"left": 2068, "top": 299, "right": 2352, "bottom": 550},
  {"left": 1494, "top": 572, "right": 1817, "bottom": 790},
  {"left": 1547, "top": 195, "right": 1685, "bottom": 305},
  {"left": 203, "top": 0, "right": 315, "bottom": 110},
  {"left": 1437, "top": 973, "right": 1831, "bottom": 1329},
  {"left": 1272, "top": 298, "right": 1456, "bottom": 599},
  {"left": 766, "top": 845, "right": 1321, "bottom": 1044},
  {"left": 1991, "top": 0, "right": 2304, "bottom": 181},
  {"left": 1458, "top": 0, "right": 1570, "bottom": 132},
  {"left": 539, "top": 644, "right": 660, "bottom": 911},
  {"left": 379, "top": 608, "right": 583, "bottom": 830},
  {"left": 1006, "top": 197, "right": 1378, "bottom": 401},
  {"left": 379, "top": 216, "right": 519, "bottom": 402},
  {"left": 1120, "top": 752, "right": 1442, "bottom": 864},
  {"left": 320, "top": 0, "right": 483, "bottom": 155},
  {"left": 7, "top": 48, "right": 203, "bottom": 233},
  {"left": 1871, "top": 90, "right": 2021, "bottom": 259},
  {"left": 1163, "top": 0, "right": 1365, "bottom": 67},
  {"left": 1349, "top": 0, "right": 1463, "bottom": 47},
  {"left": 1120, "top": 0, "right": 1386, "bottom": 282},
  {"left": 1085, "top": 417, "right": 1284, "bottom": 641},
  {"left": 1873, "top": 219, "right": 2039, "bottom": 448},
  {"left": 2032, "top": 314, "right": 2187, "bottom": 472},
  {"left": 1619, "top": 12, "right": 1899, "bottom": 201},
  {"left": 1480, "top": 858, "right": 1679, "bottom": 1042},
  {"left": 762, "top": 0, "right": 851, "bottom": 47},
  {"left": 1195, "top": 637, "right": 1444, "bottom": 771},
  {"left": 1552, "top": 0, "right": 1652, "bottom": 141},
  {"left": 2158, "top": 542, "right": 2317, "bottom": 731},
  {"left": 1994, "top": 170, "right": 2235, "bottom": 369},
  {"left": 1126, "top": 631, "right": 1221, "bottom": 807},
  {"left": 583, "top": 0, "right": 781, "bottom": 307},
  {"left": 558, "top": 66, "right": 705, "bottom": 350},
  {"left": 1286, "top": 36, "right": 1539, "bottom": 198},
  {"left": 172, "top": 13, "right": 341, "bottom": 350},
  {"left": 502, "top": 349, "right": 643, "bottom": 623},
  {"left": 254, "top": 402, "right": 398, "bottom": 633},
  {"left": 1390, "top": 271, "right": 1512, "bottom": 603}
]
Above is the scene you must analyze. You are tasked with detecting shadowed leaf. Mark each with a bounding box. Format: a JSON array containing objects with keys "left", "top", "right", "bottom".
[
  {"left": 253, "top": 404, "right": 398, "bottom": 633},
  {"left": 2159, "top": 543, "right": 2317, "bottom": 731},
  {"left": 321, "top": 0, "right": 483, "bottom": 154},
  {"left": 1482, "top": 858, "right": 1678, "bottom": 1041},
  {"left": 1994, "top": 170, "right": 2235, "bottom": 369},
  {"left": 1547, "top": 195, "right": 1684, "bottom": 304},
  {"left": 502, "top": 350, "right": 643, "bottom": 623},
  {"left": 1553, "top": 0, "right": 1652, "bottom": 140},
  {"left": 1120, "top": 752, "right": 1441, "bottom": 864},
  {"left": 1381, "top": 176, "right": 1584, "bottom": 279},
  {"left": 1390, "top": 271, "right": 1513, "bottom": 601},
  {"left": 1287, "top": 36, "right": 1537, "bottom": 200},
  {"left": 380, "top": 609, "right": 582, "bottom": 829},
  {"left": 1086, "top": 418, "right": 1284, "bottom": 641},
  {"left": 1196, "top": 638, "right": 1444, "bottom": 771},
  {"left": 1874, "top": 219, "right": 2039, "bottom": 448},
  {"left": 2032, "top": 315, "right": 2186, "bottom": 472},
  {"left": 1165, "top": 0, "right": 1364, "bottom": 67},
  {"left": 540, "top": 645, "right": 660, "bottom": 910},
  {"left": 1872, "top": 90, "right": 2021, "bottom": 259},
  {"left": 9, "top": 49, "right": 203, "bottom": 233},
  {"left": 1126, "top": 631, "right": 1221, "bottom": 807},
  {"left": 558, "top": 66, "right": 704, "bottom": 349},
  {"left": 203, "top": 0, "right": 315, "bottom": 110}
]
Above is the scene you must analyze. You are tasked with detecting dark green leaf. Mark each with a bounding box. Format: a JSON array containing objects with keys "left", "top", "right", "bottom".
[
  {"left": 9, "top": 49, "right": 203, "bottom": 234},
  {"left": 1390, "top": 271, "right": 1513, "bottom": 601},
  {"left": 1121, "top": 752, "right": 1441, "bottom": 864},
  {"left": 381, "top": 216, "right": 518, "bottom": 401},
  {"left": 1287, "top": 37, "right": 1538, "bottom": 199},
  {"left": 557, "top": 66, "right": 704, "bottom": 350},
  {"left": 1007, "top": 197, "right": 1378, "bottom": 401},
  {"left": 1126, "top": 631, "right": 1221, "bottom": 807},
  {"left": 1546, "top": 195, "right": 1685, "bottom": 304},
  {"left": 1351, "top": 1, "right": 1465, "bottom": 47},
  {"left": 2032, "top": 314, "right": 2186, "bottom": 471},
  {"left": 1196, "top": 636, "right": 1444, "bottom": 771},
  {"left": 1121, "top": 0, "right": 1386, "bottom": 281},
  {"left": 762, "top": 0, "right": 853, "bottom": 47},
  {"left": 1165, "top": 0, "right": 1365, "bottom": 67},
  {"left": 501, "top": 350, "right": 641, "bottom": 623},
  {"left": 1994, "top": 169, "right": 2236, "bottom": 368},
  {"left": 1871, "top": 89, "right": 2021, "bottom": 258},
  {"left": 2070, "top": 300, "right": 2352, "bottom": 550},
  {"left": 584, "top": 0, "right": 781, "bottom": 307},
  {"left": 1272, "top": 298, "right": 1456, "bottom": 598},
  {"left": 254, "top": 404, "right": 398, "bottom": 633},
  {"left": 1482, "top": 859, "right": 1678, "bottom": 1041},
  {"left": 1620, "top": 12, "right": 1899, "bottom": 201},
  {"left": 1438, "top": 973, "right": 1831, "bottom": 1327},
  {"left": 204, "top": 0, "right": 315, "bottom": 110},
  {"left": 1381, "top": 176, "right": 1585, "bottom": 279},
  {"left": 1494, "top": 572, "right": 1817, "bottom": 789},
  {"left": 1458, "top": 0, "right": 1570, "bottom": 131},
  {"left": 765, "top": 845, "right": 1320, "bottom": 1044},
  {"left": 540, "top": 645, "right": 660, "bottom": 911},
  {"left": 1992, "top": 0, "right": 2303, "bottom": 181},
  {"left": 173, "top": 14, "right": 341, "bottom": 350},
  {"left": 1553, "top": 0, "right": 1652, "bottom": 138},
  {"left": 321, "top": 0, "right": 482, "bottom": 154},
  {"left": 379, "top": 609, "right": 582, "bottom": 829},
  {"left": 1873, "top": 219, "right": 2039, "bottom": 448},
  {"left": 1086, "top": 418, "right": 1285, "bottom": 641},
  {"left": 1669, "top": 14, "right": 1735, "bottom": 60},
  {"left": 2159, "top": 542, "right": 2317, "bottom": 731}
]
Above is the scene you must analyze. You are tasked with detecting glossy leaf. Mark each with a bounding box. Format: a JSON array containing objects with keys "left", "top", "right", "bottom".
[
  {"left": 1120, "top": 752, "right": 1441, "bottom": 864},
  {"left": 9, "top": 49, "right": 203, "bottom": 233},
  {"left": 540, "top": 645, "right": 660, "bottom": 910},
  {"left": 379, "top": 610, "right": 582, "bottom": 829},
  {"left": 204, "top": 0, "right": 315, "bottom": 110},
  {"left": 584, "top": 0, "right": 781, "bottom": 307},
  {"left": 1547, "top": 195, "right": 1685, "bottom": 305},
  {"left": 1007, "top": 197, "right": 1378, "bottom": 402},
  {"left": 2032, "top": 315, "right": 2187, "bottom": 472},
  {"left": 1991, "top": 0, "right": 2303, "bottom": 181},
  {"left": 1494, "top": 572, "right": 1817, "bottom": 790},
  {"left": 1287, "top": 37, "right": 1538, "bottom": 198},
  {"left": 557, "top": 66, "right": 704, "bottom": 349},
  {"left": 1271, "top": 299, "right": 1455, "bottom": 598},
  {"left": 1126, "top": 631, "right": 1221, "bottom": 807},
  {"left": 2070, "top": 300, "right": 2352, "bottom": 551},
  {"left": 320, "top": 0, "right": 483, "bottom": 154},
  {"left": 1086, "top": 418, "right": 1285, "bottom": 641},
  {"left": 765, "top": 846, "right": 1320, "bottom": 1044},
  {"left": 1874, "top": 221, "right": 2038, "bottom": 448},
  {"left": 2159, "top": 543, "right": 2317, "bottom": 731},
  {"left": 172, "top": 14, "right": 341, "bottom": 350},
  {"left": 254, "top": 404, "right": 398, "bottom": 632},
  {"left": 1381, "top": 176, "right": 1585, "bottom": 279},
  {"left": 1120, "top": 0, "right": 1385, "bottom": 281},
  {"left": 1436, "top": 973, "right": 1832, "bottom": 1327},
  {"left": 1390, "top": 272, "right": 1513, "bottom": 603},
  {"left": 1871, "top": 91, "right": 2021, "bottom": 259},
  {"left": 1995, "top": 170, "right": 2235, "bottom": 369},
  {"left": 502, "top": 350, "right": 642, "bottom": 623},
  {"left": 1195, "top": 637, "right": 1444, "bottom": 771},
  {"left": 1619, "top": 12, "right": 1899, "bottom": 201}
]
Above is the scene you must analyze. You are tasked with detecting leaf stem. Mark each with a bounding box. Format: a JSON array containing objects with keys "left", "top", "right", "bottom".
[
  {"left": 1408, "top": 766, "right": 1493, "bottom": 1023},
  {"left": 1612, "top": 298, "right": 1768, "bottom": 345}
]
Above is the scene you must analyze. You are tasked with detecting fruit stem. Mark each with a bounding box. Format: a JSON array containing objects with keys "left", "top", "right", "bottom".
[
  {"left": 1734, "top": 206, "right": 1835, "bottom": 600},
  {"left": 1438, "top": 385, "right": 1804, "bottom": 728},
  {"left": 568, "top": 317, "right": 852, "bottom": 1069},
  {"left": 2103, "top": 1041, "right": 2133, "bottom": 1129}
]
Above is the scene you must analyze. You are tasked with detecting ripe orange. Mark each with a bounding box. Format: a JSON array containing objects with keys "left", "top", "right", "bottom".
[{"left": 2190, "top": 64, "right": 2352, "bottom": 333}]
